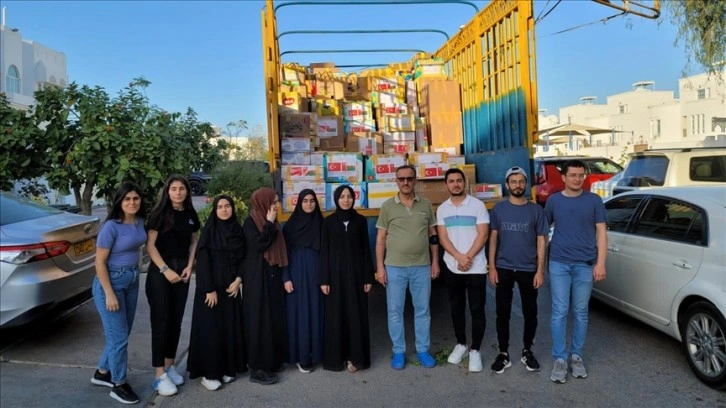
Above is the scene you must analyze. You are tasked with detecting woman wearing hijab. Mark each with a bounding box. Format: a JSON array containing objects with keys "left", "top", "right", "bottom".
[
  {"left": 242, "top": 187, "right": 288, "bottom": 385},
  {"left": 319, "top": 185, "right": 374, "bottom": 372},
  {"left": 282, "top": 189, "right": 324, "bottom": 374},
  {"left": 187, "top": 195, "right": 247, "bottom": 391}
]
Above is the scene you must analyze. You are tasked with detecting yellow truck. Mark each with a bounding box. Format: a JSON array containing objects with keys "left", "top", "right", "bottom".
[{"left": 260, "top": 0, "right": 660, "bottom": 221}]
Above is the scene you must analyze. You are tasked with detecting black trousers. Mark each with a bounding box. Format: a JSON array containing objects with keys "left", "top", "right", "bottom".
[
  {"left": 495, "top": 268, "right": 538, "bottom": 353},
  {"left": 146, "top": 257, "right": 190, "bottom": 368},
  {"left": 445, "top": 266, "right": 487, "bottom": 351}
]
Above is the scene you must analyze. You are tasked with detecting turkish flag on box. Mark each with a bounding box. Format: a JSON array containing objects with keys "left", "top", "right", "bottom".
[
  {"left": 418, "top": 163, "right": 450, "bottom": 179},
  {"left": 327, "top": 162, "right": 343, "bottom": 172},
  {"left": 376, "top": 163, "right": 395, "bottom": 175}
]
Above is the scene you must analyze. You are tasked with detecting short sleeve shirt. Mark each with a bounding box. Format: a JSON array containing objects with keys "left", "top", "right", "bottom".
[
  {"left": 97, "top": 219, "right": 147, "bottom": 267},
  {"left": 150, "top": 208, "right": 200, "bottom": 260},
  {"left": 545, "top": 191, "right": 607, "bottom": 264},
  {"left": 436, "top": 195, "right": 490, "bottom": 274},
  {"left": 376, "top": 194, "right": 436, "bottom": 267},
  {"left": 490, "top": 200, "right": 549, "bottom": 271}
]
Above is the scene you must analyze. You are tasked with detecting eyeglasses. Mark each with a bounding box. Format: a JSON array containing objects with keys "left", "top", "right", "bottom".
[{"left": 396, "top": 177, "right": 415, "bottom": 182}]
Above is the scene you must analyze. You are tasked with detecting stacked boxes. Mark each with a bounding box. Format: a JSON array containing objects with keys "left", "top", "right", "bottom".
[{"left": 276, "top": 59, "right": 492, "bottom": 211}]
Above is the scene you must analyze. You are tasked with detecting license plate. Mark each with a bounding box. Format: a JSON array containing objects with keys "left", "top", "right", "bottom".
[{"left": 74, "top": 238, "right": 95, "bottom": 256}]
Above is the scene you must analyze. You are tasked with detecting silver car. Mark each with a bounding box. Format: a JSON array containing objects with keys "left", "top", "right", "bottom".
[
  {"left": 0, "top": 192, "right": 99, "bottom": 328},
  {"left": 594, "top": 186, "right": 726, "bottom": 389}
]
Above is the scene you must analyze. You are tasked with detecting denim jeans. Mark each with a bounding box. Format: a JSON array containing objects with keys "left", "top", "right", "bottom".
[
  {"left": 93, "top": 265, "right": 140, "bottom": 384},
  {"left": 549, "top": 260, "right": 593, "bottom": 361},
  {"left": 385, "top": 265, "right": 431, "bottom": 354}
]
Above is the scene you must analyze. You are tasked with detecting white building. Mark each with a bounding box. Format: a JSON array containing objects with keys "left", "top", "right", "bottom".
[
  {"left": 0, "top": 18, "right": 68, "bottom": 109},
  {"left": 537, "top": 70, "right": 726, "bottom": 160}
]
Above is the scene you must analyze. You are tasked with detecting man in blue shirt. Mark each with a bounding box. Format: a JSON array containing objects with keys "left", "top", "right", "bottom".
[
  {"left": 544, "top": 160, "right": 607, "bottom": 384},
  {"left": 488, "top": 166, "right": 548, "bottom": 374}
]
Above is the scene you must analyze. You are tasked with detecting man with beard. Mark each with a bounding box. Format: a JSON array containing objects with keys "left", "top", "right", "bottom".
[
  {"left": 436, "top": 168, "right": 490, "bottom": 372},
  {"left": 488, "top": 166, "right": 548, "bottom": 374}
]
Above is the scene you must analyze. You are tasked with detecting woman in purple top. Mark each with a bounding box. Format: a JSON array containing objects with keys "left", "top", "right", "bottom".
[{"left": 90, "top": 182, "right": 147, "bottom": 405}]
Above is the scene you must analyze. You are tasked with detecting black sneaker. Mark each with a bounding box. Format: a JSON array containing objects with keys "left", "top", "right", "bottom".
[
  {"left": 521, "top": 349, "right": 541, "bottom": 372},
  {"left": 110, "top": 383, "right": 140, "bottom": 405},
  {"left": 249, "top": 369, "right": 278, "bottom": 385},
  {"left": 91, "top": 369, "right": 114, "bottom": 388},
  {"left": 490, "top": 353, "right": 512, "bottom": 374}
]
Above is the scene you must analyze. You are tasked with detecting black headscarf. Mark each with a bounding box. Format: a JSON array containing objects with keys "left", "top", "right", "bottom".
[
  {"left": 333, "top": 185, "right": 357, "bottom": 223},
  {"left": 283, "top": 189, "right": 323, "bottom": 251},
  {"left": 197, "top": 195, "right": 245, "bottom": 259}
]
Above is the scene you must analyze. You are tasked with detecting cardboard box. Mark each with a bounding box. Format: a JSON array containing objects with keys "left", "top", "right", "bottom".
[
  {"left": 313, "top": 99, "right": 341, "bottom": 116},
  {"left": 382, "top": 131, "right": 415, "bottom": 142},
  {"left": 367, "top": 182, "right": 399, "bottom": 209},
  {"left": 406, "top": 80, "right": 418, "bottom": 106},
  {"left": 450, "top": 163, "right": 476, "bottom": 188},
  {"left": 323, "top": 152, "right": 363, "bottom": 183},
  {"left": 375, "top": 91, "right": 403, "bottom": 107},
  {"left": 471, "top": 183, "right": 502, "bottom": 200},
  {"left": 282, "top": 181, "right": 326, "bottom": 197},
  {"left": 280, "top": 138, "right": 311, "bottom": 153},
  {"left": 324, "top": 182, "right": 367, "bottom": 210},
  {"left": 384, "top": 141, "right": 416, "bottom": 154},
  {"left": 427, "top": 111, "right": 463, "bottom": 154},
  {"left": 344, "top": 120, "right": 376, "bottom": 134},
  {"left": 420, "top": 80, "right": 461, "bottom": 116},
  {"left": 414, "top": 179, "right": 449, "bottom": 204},
  {"left": 316, "top": 116, "right": 343, "bottom": 138},
  {"left": 279, "top": 114, "right": 311, "bottom": 138},
  {"left": 409, "top": 152, "right": 447, "bottom": 165},
  {"left": 343, "top": 102, "right": 373, "bottom": 121},
  {"left": 281, "top": 165, "right": 324, "bottom": 182},
  {"left": 281, "top": 152, "right": 312, "bottom": 165},
  {"left": 380, "top": 103, "right": 409, "bottom": 116},
  {"left": 413, "top": 58, "right": 446, "bottom": 79},
  {"left": 386, "top": 114, "right": 416, "bottom": 132},
  {"left": 374, "top": 76, "right": 404, "bottom": 93},
  {"left": 281, "top": 64, "right": 306, "bottom": 86},
  {"left": 432, "top": 146, "right": 459, "bottom": 156},
  {"left": 346, "top": 132, "right": 383, "bottom": 156},
  {"left": 417, "top": 163, "right": 451, "bottom": 180},
  {"left": 364, "top": 153, "right": 407, "bottom": 182},
  {"left": 344, "top": 76, "right": 373, "bottom": 101},
  {"left": 415, "top": 123, "right": 428, "bottom": 151},
  {"left": 278, "top": 91, "right": 304, "bottom": 114},
  {"left": 310, "top": 151, "right": 325, "bottom": 166},
  {"left": 446, "top": 155, "right": 466, "bottom": 166}
]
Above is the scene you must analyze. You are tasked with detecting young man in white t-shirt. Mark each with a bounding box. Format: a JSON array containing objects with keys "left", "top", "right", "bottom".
[{"left": 436, "top": 168, "right": 490, "bottom": 372}]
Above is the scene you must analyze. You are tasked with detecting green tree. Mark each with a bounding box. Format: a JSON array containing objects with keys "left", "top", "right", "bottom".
[
  {"left": 663, "top": 0, "right": 726, "bottom": 76},
  {"left": 31, "top": 77, "right": 225, "bottom": 214},
  {"left": 238, "top": 124, "right": 270, "bottom": 162},
  {"left": 0, "top": 93, "right": 48, "bottom": 190}
]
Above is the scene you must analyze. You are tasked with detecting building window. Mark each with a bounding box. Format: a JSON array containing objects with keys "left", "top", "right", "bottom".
[
  {"left": 5, "top": 65, "right": 20, "bottom": 94},
  {"left": 697, "top": 88, "right": 710, "bottom": 100},
  {"left": 619, "top": 104, "right": 628, "bottom": 114},
  {"left": 651, "top": 119, "right": 661, "bottom": 137}
]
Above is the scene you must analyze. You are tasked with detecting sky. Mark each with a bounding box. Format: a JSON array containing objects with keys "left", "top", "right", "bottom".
[{"left": 3, "top": 0, "right": 687, "bottom": 133}]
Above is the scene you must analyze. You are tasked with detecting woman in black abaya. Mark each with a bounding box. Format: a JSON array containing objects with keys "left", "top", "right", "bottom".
[
  {"left": 282, "top": 189, "right": 324, "bottom": 373},
  {"left": 187, "top": 195, "right": 247, "bottom": 391},
  {"left": 319, "top": 185, "right": 374, "bottom": 372}
]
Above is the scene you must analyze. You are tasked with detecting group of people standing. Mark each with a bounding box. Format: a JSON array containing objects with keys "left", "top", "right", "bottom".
[{"left": 89, "top": 158, "right": 607, "bottom": 404}]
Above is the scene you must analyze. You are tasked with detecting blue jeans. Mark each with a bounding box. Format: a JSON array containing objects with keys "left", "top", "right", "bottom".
[
  {"left": 549, "top": 260, "right": 593, "bottom": 361},
  {"left": 385, "top": 265, "right": 431, "bottom": 354},
  {"left": 93, "top": 265, "right": 140, "bottom": 384}
]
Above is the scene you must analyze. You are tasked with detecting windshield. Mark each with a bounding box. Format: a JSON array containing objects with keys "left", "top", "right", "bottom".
[
  {"left": 588, "top": 159, "right": 623, "bottom": 174},
  {"left": 620, "top": 155, "right": 669, "bottom": 186},
  {"left": 0, "top": 192, "right": 63, "bottom": 226}
]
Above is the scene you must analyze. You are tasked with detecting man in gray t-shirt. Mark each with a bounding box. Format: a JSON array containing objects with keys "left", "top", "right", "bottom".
[{"left": 488, "top": 166, "right": 548, "bottom": 374}]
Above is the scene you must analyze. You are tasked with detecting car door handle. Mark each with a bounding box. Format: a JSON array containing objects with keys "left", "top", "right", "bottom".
[
  {"left": 607, "top": 245, "right": 620, "bottom": 253},
  {"left": 672, "top": 260, "right": 693, "bottom": 269}
]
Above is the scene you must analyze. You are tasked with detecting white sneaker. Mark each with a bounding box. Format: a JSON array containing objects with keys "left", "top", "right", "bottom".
[
  {"left": 447, "top": 344, "right": 468, "bottom": 364},
  {"left": 222, "top": 375, "right": 235, "bottom": 383},
  {"left": 468, "top": 350, "right": 483, "bottom": 373},
  {"left": 166, "top": 365, "right": 185, "bottom": 386},
  {"left": 201, "top": 377, "right": 222, "bottom": 391},
  {"left": 152, "top": 373, "right": 178, "bottom": 396}
]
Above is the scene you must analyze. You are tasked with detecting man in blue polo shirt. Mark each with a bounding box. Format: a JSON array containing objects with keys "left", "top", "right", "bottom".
[{"left": 436, "top": 168, "right": 489, "bottom": 373}]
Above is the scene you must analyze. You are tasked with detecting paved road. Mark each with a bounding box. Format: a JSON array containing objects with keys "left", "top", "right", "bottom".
[{"left": 1, "top": 273, "right": 724, "bottom": 408}]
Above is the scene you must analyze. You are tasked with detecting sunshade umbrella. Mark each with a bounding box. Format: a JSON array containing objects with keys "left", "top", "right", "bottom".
[{"left": 538, "top": 122, "right": 621, "bottom": 149}]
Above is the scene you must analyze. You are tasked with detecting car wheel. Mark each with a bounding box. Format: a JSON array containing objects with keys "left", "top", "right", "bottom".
[
  {"left": 680, "top": 301, "right": 726, "bottom": 390},
  {"left": 189, "top": 180, "right": 203, "bottom": 196}
]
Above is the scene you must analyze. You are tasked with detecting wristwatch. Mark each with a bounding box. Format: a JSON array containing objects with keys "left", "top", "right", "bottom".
[{"left": 159, "top": 265, "right": 169, "bottom": 274}]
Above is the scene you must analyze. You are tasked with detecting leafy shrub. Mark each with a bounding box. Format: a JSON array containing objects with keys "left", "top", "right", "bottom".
[
  {"left": 197, "top": 190, "right": 249, "bottom": 226},
  {"left": 206, "top": 160, "right": 272, "bottom": 209}
]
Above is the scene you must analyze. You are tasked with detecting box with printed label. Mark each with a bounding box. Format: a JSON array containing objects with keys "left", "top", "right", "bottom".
[
  {"left": 386, "top": 114, "right": 416, "bottom": 132},
  {"left": 316, "top": 116, "right": 343, "bottom": 138},
  {"left": 446, "top": 155, "right": 466, "bottom": 166},
  {"left": 374, "top": 76, "right": 404, "bottom": 93},
  {"left": 281, "top": 165, "right": 324, "bottom": 182},
  {"left": 281, "top": 64, "right": 307, "bottom": 86},
  {"left": 375, "top": 91, "right": 403, "bottom": 107},
  {"left": 310, "top": 151, "right": 325, "bottom": 166},
  {"left": 280, "top": 138, "right": 311, "bottom": 153},
  {"left": 383, "top": 141, "right": 416, "bottom": 154},
  {"left": 380, "top": 103, "right": 409, "bottom": 116},
  {"left": 409, "top": 152, "right": 447, "bottom": 165},
  {"left": 471, "top": 183, "right": 502, "bottom": 199},
  {"left": 364, "top": 153, "right": 407, "bottom": 182},
  {"left": 282, "top": 152, "right": 312, "bottom": 165},
  {"left": 323, "top": 152, "right": 363, "bottom": 183},
  {"left": 346, "top": 132, "right": 383, "bottom": 156},
  {"left": 344, "top": 120, "right": 376, "bottom": 134},
  {"left": 417, "top": 163, "right": 450, "bottom": 180},
  {"left": 343, "top": 102, "right": 373, "bottom": 121},
  {"left": 279, "top": 114, "right": 311, "bottom": 138},
  {"left": 278, "top": 91, "right": 305, "bottom": 114},
  {"left": 324, "top": 182, "right": 367, "bottom": 210},
  {"left": 382, "top": 131, "right": 415, "bottom": 142},
  {"left": 282, "top": 181, "right": 326, "bottom": 197},
  {"left": 367, "top": 182, "right": 399, "bottom": 209},
  {"left": 432, "top": 146, "right": 459, "bottom": 156},
  {"left": 312, "top": 99, "right": 341, "bottom": 116}
]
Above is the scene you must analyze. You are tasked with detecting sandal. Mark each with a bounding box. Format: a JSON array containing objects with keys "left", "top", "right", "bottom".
[{"left": 346, "top": 361, "right": 359, "bottom": 373}]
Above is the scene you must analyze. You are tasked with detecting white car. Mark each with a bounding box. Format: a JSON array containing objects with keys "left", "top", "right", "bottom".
[{"left": 594, "top": 186, "right": 726, "bottom": 389}]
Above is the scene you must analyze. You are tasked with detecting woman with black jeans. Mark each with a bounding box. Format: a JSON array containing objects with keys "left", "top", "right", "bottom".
[{"left": 146, "top": 175, "right": 200, "bottom": 396}]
